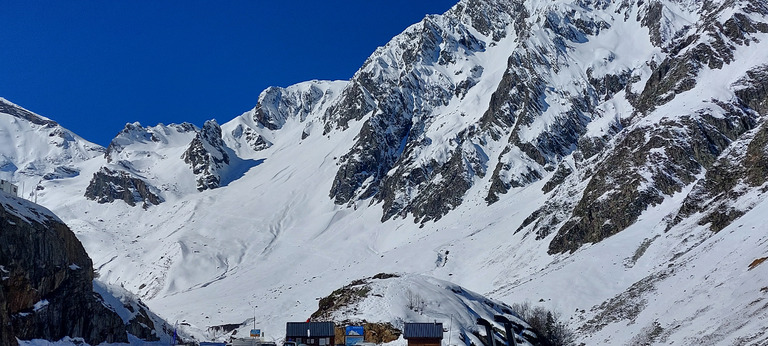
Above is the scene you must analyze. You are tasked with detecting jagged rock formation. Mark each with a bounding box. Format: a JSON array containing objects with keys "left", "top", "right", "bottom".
[
  {"left": 0, "top": 193, "right": 127, "bottom": 345},
  {"left": 84, "top": 167, "right": 163, "bottom": 207},
  {"left": 669, "top": 105, "right": 768, "bottom": 231},
  {"left": 105, "top": 122, "right": 197, "bottom": 163},
  {"left": 304, "top": 0, "right": 768, "bottom": 252},
  {"left": 224, "top": 80, "right": 347, "bottom": 155},
  {"left": 183, "top": 120, "right": 230, "bottom": 191},
  {"left": 523, "top": 0, "right": 768, "bottom": 254},
  {"left": 326, "top": 3, "right": 520, "bottom": 221}
]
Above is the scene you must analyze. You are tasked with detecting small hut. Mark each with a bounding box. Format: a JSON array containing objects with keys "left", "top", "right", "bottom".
[
  {"left": 285, "top": 322, "right": 336, "bottom": 346},
  {"left": 403, "top": 323, "right": 443, "bottom": 346}
]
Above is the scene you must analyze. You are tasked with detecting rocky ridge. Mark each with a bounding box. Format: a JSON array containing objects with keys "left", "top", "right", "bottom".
[
  {"left": 182, "top": 120, "right": 230, "bottom": 191},
  {"left": 222, "top": 80, "right": 347, "bottom": 155},
  {"left": 84, "top": 167, "right": 163, "bottom": 208}
]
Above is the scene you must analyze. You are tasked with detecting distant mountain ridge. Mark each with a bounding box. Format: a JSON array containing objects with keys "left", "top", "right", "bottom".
[{"left": 1, "top": 0, "right": 768, "bottom": 344}]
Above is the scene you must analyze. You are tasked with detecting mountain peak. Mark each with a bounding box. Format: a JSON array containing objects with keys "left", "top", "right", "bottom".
[{"left": 0, "top": 96, "right": 58, "bottom": 127}]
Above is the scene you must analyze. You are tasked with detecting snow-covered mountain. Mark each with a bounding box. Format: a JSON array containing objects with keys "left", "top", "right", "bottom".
[
  {"left": 2, "top": 0, "right": 768, "bottom": 344},
  {"left": 0, "top": 98, "right": 103, "bottom": 194}
]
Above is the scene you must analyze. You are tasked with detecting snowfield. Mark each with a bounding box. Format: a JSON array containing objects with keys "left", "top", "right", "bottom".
[{"left": 3, "top": 0, "right": 768, "bottom": 345}]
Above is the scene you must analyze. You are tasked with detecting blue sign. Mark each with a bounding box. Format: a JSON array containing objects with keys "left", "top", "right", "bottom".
[
  {"left": 345, "top": 326, "right": 364, "bottom": 346},
  {"left": 251, "top": 329, "right": 261, "bottom": 337},
  {"left": 345, "top": 326, "right": 364, "bottom": 336},
  {"left": 345, "top": 336, "right": 363, "bottom": 346}
]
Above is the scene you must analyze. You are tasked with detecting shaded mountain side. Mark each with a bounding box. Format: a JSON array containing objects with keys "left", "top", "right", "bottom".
[
  {"left": 0, "top": 193, "right": 127, "bottom": 345},
  {"left": 0, "top": 193, "right": 175, "bottom": 345}
]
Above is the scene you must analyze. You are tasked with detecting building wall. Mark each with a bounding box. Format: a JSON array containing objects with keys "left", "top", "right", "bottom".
[
  {"left": 285, "top": 336, "right": 334, "bottom": 346},
  {"left": 406, "top": 338, "right": 442, "bottom": 346},
  {"left": 0, "top": 180, "right": 18, "bottom": 196}
]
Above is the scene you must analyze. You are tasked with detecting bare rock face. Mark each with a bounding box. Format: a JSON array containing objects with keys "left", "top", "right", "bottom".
[
  {"left": 516, "top": 0, "right": 768, "bottom": 254},
  {"left": 0, "top": 194, "right": 127, "bottom": 345},
  {"left": 183, "top": 120, "right": 230, "bottom": 191},
  {"left": 548, "top": 110, "right": 755, "bottom": 253},
  {"left": 668, "top": 67, "right": 768, "bottom": 232},
  {"left": 84, "top": 167, "right": 163, "bottom": 208}
]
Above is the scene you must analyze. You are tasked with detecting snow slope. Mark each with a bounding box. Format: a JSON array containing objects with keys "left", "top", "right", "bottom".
[{"left": 2, "top": 0, "right": 768, "bottom": 345}]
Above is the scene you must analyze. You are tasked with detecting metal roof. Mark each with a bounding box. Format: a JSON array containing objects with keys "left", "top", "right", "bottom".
[
  {"left": 285, "top": 322, "right": 336, "bottom": 337},
  {"left": 403, "top": 323, "right": 443, "bottom": 339}
]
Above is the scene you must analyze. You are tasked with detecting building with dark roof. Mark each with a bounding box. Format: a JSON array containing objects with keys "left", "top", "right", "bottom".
[
  {"left": 403, "top": 323, "right": 443, "bottom": 346},
  {"left": 285, "top": 322, "right": 336, "bottom": 346}
]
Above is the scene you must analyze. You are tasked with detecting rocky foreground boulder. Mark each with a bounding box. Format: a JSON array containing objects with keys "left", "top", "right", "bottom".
[{"left": 0, "top": 192, "right": 168, "bottom": 345}]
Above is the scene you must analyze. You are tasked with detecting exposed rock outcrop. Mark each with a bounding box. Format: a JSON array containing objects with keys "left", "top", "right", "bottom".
[
  {"left": 328, "top": 1, "right": 520, "bottom": 221},
  {"left": 183, "top": 120, "right": 230, "bottom": 191},
  {"left": 0, "top": 193, "right": 127, "bottom": 345},
  {"left": 84, "top": 167, "right": 163, "bottom": 207},
  {"left": 512, "top": 0, "right": 768, "bottom": 254}
]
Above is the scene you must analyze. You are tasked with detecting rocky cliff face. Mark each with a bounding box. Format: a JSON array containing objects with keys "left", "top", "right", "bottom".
[
  {"left": 315, "top": 0, "right": 768, "bottom": 239},
  {"left": 183, "top": 120, "right": 230, "bottom": 191},
  {"left": 307, "top": 0, "right": 768, "bottom": 248},
  {"left": 326, "top": 0, "right": 520, "bottom": 222},
  {"left": 0, "top": 193, "right": 175, "bottom": 345},
  {"left": 223, "top": 80, "right": 347, "bottom": 155},
  {"left": 84, "top": 167, "right": 163, "bottom": 208},
  {"left": 522, "top": 0, "right": 768, "bottom": 254},
  {"left": 0, "top": 193, "right": 126, "bottom": 345}
]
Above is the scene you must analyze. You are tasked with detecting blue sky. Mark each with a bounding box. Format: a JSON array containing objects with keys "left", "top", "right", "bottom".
[{"left": 0, "top": 1, "right": 457, "bottom": 146}]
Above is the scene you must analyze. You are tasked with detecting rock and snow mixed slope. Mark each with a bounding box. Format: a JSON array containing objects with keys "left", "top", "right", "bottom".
[
  {"left": 0, "top": 98, "right": 103, "bottom": 191},
  {"left": 2, "top": 0, "right": 768, "bottom": 344},
  {"left": 308, "top": 274, "right": 545, "bottom": 346}
]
